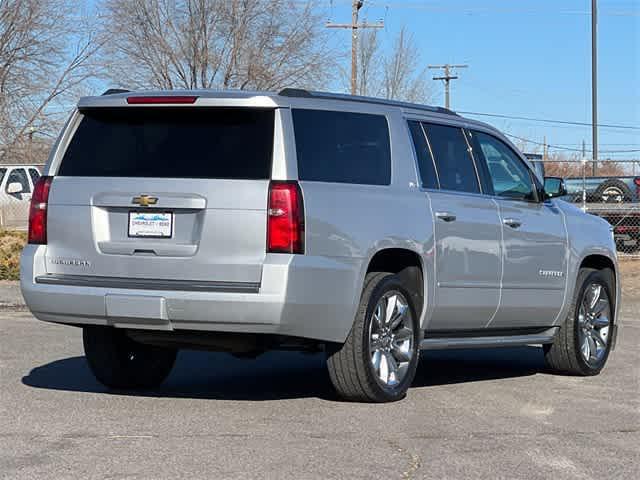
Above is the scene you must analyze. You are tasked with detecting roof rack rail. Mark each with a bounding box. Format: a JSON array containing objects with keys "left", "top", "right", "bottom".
[
  {"left": 102, "top": 88, "right": 130, "bottom": 96},
  {"left": 278, "top": 88, "right": 458, "bottom": 116}
]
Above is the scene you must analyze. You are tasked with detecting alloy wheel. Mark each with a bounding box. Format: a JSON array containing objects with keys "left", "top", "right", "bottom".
[
  {"left": 368, "top": 291, "right": 415, "bottom": 387},
  {"left": 601, "top": 187, "right": 624, "bottom": 203},
  {"left": 578, "top": 283, "right": 611, "bottom": 365}
]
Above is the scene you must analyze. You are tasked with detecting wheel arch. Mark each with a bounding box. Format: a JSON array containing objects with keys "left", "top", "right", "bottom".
[
  {"left": 364, "top": 248, "right": 426, "bottom": 326},
  {"left": 578, "top": 253, "right": 618, "bottom": 319}
]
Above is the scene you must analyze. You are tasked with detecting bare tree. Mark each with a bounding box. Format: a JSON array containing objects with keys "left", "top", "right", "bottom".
[
  {"left": 357, "top": 28, "right": 379, "bottom": 97},
  {"left": 100, "top": 0, "right": 335, "bottom": 91},
  {"left": 382, "top": 27, "right": 430, "bottom": 103},
  {"left": 354, "top": 26, "right": 431, "bottom": 103},
  {"left": 0, "top": 0, "right": 99, "bottom": 162},
  {"left": 544, "top": 152, "right": 627, "bottom": 178}
]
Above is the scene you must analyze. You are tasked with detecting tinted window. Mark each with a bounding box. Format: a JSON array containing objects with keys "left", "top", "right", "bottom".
[
  {"left": 408, "top": 121, "right": 438, "bottom": 189},
  {"left": 6, "top": 168, "right": 30, "bottom": 194},
  {"left": 292, "top": 109, "right": 391, "bottom": 185},
  {"left": 28, "top": 168, "right": 40, "bottom": 185},
  {"left": 474, "top": 131, "right": 536, "bottom": 201},
  {"left": 59, "top": 108, "right": 274, "bottom": 179},
  {"left": 0, "top": 168, "right": 6, "bottom": 186},
  {"left": 422, "top": 124, "right": 479, "bottom": 193}
]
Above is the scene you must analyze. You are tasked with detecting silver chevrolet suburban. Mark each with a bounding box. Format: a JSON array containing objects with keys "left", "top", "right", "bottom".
[{"left": 20, "top": 89, "right": 620, "bottom": 402}]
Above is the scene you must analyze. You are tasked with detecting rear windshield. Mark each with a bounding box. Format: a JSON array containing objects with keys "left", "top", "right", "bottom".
[{"left": 58, "top": 108, "right": 274, "bottom": 179}]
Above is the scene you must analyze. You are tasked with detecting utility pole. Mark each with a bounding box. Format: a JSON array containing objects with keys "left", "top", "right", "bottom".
[
  {"left": 591, "top": 0, "right": 598, "bottom": 175},
  {"left": 428, "top": 64, "right": 468, "bottom": 109},
  {"left": 326, "top": 1, "right": 383, "bottom": 95},
  {"left": 543, "top": 136, "right": 548, "bottom": 161}
]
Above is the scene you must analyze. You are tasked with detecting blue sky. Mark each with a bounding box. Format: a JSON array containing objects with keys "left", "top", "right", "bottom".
[{"left": 326, "top": 0, "right": 639, "bottom": 158}]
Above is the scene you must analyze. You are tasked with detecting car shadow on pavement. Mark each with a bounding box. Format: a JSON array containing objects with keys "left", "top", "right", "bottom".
[{"left": 22, "top": 346, "right": 546, "bottom": 401}]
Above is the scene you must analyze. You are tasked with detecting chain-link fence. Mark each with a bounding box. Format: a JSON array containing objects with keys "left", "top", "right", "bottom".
[
  {"left": 2, "top": 158, "right": 640, "bottom": 257},
  {"left": 533, "top": 158, "right": 640, "bottom": 258},
  {"left": 0, "top": 164, "right": 45, "bottom": 230}
]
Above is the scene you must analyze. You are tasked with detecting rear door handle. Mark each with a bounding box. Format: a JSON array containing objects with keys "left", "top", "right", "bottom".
[
  {"left": 503, "top": 218, "right": 522, "bottom": 229},
  {"left": 435, "top": 211, "right": 456, "bottom": 222}
]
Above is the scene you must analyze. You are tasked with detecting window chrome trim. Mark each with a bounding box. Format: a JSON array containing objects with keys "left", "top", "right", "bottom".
[{"left": 419, "top": 122, "right": 483, "bottom": 195}]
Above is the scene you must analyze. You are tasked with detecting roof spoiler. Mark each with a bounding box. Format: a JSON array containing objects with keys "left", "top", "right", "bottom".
[{"left": 101, "top": 88, "right": 130, "bottom": 96}]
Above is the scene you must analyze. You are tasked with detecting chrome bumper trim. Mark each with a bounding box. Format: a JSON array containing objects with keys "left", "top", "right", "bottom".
[{"left": 35, "top": 274, "right": 260, "bottom": 293}]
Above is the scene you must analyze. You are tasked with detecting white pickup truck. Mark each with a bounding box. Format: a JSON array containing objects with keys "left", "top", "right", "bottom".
[{"left": 0, "top": 164, "right": 42, "bottom": 229}]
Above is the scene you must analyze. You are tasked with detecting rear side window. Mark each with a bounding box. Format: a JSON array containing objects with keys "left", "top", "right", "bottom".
[
  {"left": 59, "top": 108, "right": 274, "bottom": 179},
  {"left": 292, "top": 109, "right": 391, "bottom": 185},
  {"left": 407, "top": 121, "right": 438, "bottom": 189},
  {"left": 422, "top": 123, "right": 479, "bottom": 194}
]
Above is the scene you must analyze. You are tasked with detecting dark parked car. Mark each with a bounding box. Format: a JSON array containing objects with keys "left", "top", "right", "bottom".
[
  {"left": 564, "top": 176, "right": 640, "bottom": 203},
  {"left": 523, "top": 154, "right": 640, "bottom": 204}
]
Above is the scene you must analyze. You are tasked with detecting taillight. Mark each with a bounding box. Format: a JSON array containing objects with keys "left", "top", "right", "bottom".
[
  {"left": 267, "top": 181, "right": 304, "bottom": 254},
  {"left": 126, "top": 96, "right": 197, "bottom": 104},
  {"left": 28, "top": 176, "right": 53, "bottom": 244}
]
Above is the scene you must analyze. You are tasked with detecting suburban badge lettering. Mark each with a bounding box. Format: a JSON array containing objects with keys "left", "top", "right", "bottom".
[{"left": 49, "top": 258, "right": 91, "bottom": 268}]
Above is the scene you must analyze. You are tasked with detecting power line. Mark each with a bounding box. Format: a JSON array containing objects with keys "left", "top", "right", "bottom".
[
  {"left": 504, "top": 133, "right": 640, "bottom": 154},
  {"left": 458, "top": 110, "right": 640, "bottom": 131},
  {"left": 360, "top": 1, "right": 639, "bottom": 17}
]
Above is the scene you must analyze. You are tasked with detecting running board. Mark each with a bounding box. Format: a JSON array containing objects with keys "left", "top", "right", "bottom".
[{"left": 420, "top": 327, "right": 558, "bottom": 350}]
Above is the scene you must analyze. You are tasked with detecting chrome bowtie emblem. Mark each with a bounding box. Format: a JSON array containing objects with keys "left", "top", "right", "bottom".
[{"left": 132, "top": 195, "right": 158, "bottom": 207}]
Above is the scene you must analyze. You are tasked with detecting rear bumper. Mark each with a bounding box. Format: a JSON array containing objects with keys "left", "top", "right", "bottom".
[{"left": 20, "top": 245, "right": 362, "bottom": 343}]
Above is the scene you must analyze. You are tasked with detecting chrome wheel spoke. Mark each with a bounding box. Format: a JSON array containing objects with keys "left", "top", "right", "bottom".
[
  {"left": 394, "top": 327, "right": 413, "bottom": 342},
  {"left": 372, "top": 304, "right": 383, "bottom": 329},
  {"left": 389, "top": 299, "right": 408, "bottom": 330},
  {"left": 384, "top": 352, "right": 399, "bottom": 384},
  {"left": 587, "top": 335, "right": 597, "bottom": 361},
  {"left": 372, "top": 350, "right": 382, "bottom": 372},
  {"left": 391, "top": 343, "right": 412, "bottom": 363},
  {"left": 588, "top": 284, "right": 602, "bottom": 309},
  {"left": 581, "top": 335, "right": 591, "bottom": 361},
  {"left": 591, "top": 330, "right": 607, "bottom": 348},
  {"left": 396, "top": 362, "right": 409, "bottom": 383},
  {"left": 379, "top": 351, "right": 389, "bottom": 382},
  {"left": 384, "top": 294, "right": 397, "bottom": 326},
  {"left": 592, "top": 298, "right": 608, "bottom": 316}
]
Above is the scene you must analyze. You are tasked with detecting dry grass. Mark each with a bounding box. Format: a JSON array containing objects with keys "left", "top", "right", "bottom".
[{"left": 0, "top": 229, "right": 26, "bottom": 280}]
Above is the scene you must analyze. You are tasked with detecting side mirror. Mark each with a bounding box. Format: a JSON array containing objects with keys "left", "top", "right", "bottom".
[
  {"left": 543, "top": 177, "right": 567, "bottom": 199},
  {"left": 7, "top": 182, "right": 24, "bottom": 194}
]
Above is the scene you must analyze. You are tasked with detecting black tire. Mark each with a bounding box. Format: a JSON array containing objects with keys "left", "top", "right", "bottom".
[
  {"left": 544, "top": 269, "right": 614, "bottom": 376},
  {"left": 594, "top": 179, "right": 632, "bottom": 203},
  {"left": 326, "top": 272, "right": 421, "bottom": 402},
  {"left": 83, "top": 326, "right": 177, "bottom": 389}
]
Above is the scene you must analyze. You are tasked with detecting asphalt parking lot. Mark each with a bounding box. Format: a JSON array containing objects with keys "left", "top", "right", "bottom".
[{"left": 1, "top": 299, "right": 638, "bottom": 479}]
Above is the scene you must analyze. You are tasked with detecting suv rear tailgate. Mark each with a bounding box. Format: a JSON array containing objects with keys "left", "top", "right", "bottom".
[{"left": 44, "top": 106, "right": 274, "bottom": 285}]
